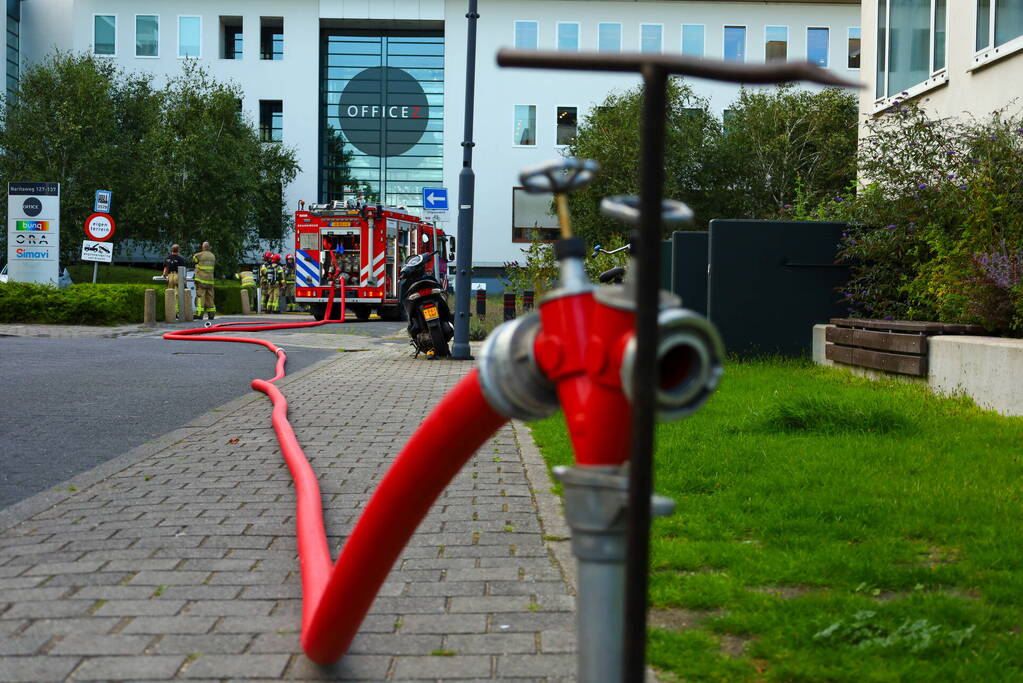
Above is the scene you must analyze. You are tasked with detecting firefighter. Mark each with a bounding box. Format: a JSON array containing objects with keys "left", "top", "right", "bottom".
[
  {"left": 258, "top": 251, "right": 273, "bottom": 312},
  {"left": 284, "top": 253, "right": 298, "bottom": 312},
  {"left": 161, "top": 244, "right": 188, "bottom": 319},
  {"left": 266, "top": 254, "right": 285, "bottom": 313},
  {"left": 191, "top": 241, "right": 216, "bottom": 321}
]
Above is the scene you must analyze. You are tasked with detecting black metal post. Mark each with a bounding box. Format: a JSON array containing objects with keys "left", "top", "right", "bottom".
[
  {"left": 451, "top": 0, "right": 479, "bottom": 360},
  {"left": 623, "top": 65, "right": 667, "bottom": 682}
]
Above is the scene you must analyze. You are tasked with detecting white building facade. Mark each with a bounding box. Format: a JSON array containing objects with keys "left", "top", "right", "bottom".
[{"left": 16, "top": 0, "right": 860, "bottom": 269}]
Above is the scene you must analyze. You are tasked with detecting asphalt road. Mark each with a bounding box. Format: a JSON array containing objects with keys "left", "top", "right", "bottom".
[{"left": 0, "top": 333, "right": 336, "bottom": 510}]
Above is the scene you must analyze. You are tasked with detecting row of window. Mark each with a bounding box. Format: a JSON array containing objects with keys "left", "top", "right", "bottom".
[
  {"left": 513, "top": 20, "right": 861, "bottom": 69},
  {"left": 92, "top": 14, "right": 283, "bottom": 60},
  {"left": 876, "top": 0, "right": 1023, "bottom": 101}
]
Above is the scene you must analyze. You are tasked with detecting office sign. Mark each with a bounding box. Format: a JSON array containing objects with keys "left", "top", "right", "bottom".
[
  {"left": 7, "top": 182, "right": 60, "bottom": 284},
  {"left": 337, "top": 67, "right": 429, "bottom": 158}
]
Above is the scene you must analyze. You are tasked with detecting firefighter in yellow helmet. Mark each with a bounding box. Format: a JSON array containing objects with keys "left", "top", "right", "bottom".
[
  {"left": 284, "top": 253, "right": 298, "bottom": 312},
  {"left": 192, "top": 241, "right": 216, "bottom": 320}
]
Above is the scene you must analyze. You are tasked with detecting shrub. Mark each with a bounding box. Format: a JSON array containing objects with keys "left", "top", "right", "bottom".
[
  {"left": 798, "top": 103, "right": 1023, "bottom": 334},
  {"left": 0, "top": 282, "right": 248, "bottom": 324}
]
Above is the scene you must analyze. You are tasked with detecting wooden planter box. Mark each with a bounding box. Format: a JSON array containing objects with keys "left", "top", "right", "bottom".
[{"left": 824, "top": 318, "right": 986, "bottom": 377}]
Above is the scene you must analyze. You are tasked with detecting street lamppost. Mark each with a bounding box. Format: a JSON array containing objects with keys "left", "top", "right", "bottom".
[{"left": 451, "top": 0, "right": 479, "bottom": 360}]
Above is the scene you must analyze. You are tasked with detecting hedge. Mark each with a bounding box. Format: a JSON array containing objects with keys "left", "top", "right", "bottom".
[{"left": 0, "top": 282, "right": 252, "bottom": 325}]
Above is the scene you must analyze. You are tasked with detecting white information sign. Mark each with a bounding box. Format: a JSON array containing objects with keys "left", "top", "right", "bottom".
[
  {"left": 422, "top": 209, "right": 449, "bottom": 223},
  {"left": 81, "top": 239, "right": 113, "bottom": 263},
  {"left": 7, "top": 182, "right": 60, "bottom": 285}
]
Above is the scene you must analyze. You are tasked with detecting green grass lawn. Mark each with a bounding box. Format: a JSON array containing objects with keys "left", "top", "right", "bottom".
[{"left": 529, "top": 359, "right": 1023, "bottom": 681}]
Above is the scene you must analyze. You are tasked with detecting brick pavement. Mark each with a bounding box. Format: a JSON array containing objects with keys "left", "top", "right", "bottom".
[{"left": 0, "top": 326, "right": 578, "bottom": 681}]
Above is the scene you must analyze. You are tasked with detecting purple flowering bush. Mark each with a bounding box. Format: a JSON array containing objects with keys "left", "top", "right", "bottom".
[{"left": 796, "top": 103, "right": 1023, "bottom": 334}]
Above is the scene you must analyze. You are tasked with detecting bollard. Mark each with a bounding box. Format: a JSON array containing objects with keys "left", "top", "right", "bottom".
[
  {"left": 164, "top": 289, "right": 176, "bottom": 323},
  {"left": 143, "top": 288, "right": 156, "bottom": 325},
  {"left": 503, "top": 292, "right": 516, "bottom": 321},
  {"left": 475, "top": 288, "right": 486, "bottom": 318},
  {"left": 183, "top": 293, "right": 194, "bottom": 322},
  {"left": 522, "top": 290, "right": 534, "bottom": 311},
  {"left": 241, "top": 289, "right": 251, "bottom": 315}
]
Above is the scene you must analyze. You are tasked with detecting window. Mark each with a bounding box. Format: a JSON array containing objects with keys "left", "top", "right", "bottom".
[
  {"left": 512, "top": 187, "right": 559, "bottom": 242},
  {"left": 557, "top": 22, "right": 579, "bottom": 51},
  {"left": 556, "top": 106, "right": 577, "bottom": 145},
  {"left": 848, "top": 27, "right": 861, "bottom": 68},
  {"left": 765, "top": 26, "right": 787, "bottom": 62},
  {"left": 178, "top": 16, "right": 200, "bottom": 58},
  {"left": 514, "top": 21, "right": 538, "bottom": 49},
  {"left": 682, "top": 24, "right": 705, "bottom": 57},
  {"left": 875, "top": 0, "right": 947, "bottom": 99},
  {"left": 221, "top": 16, "right": 242, "bottom": 59},
  {"left": 722, "top": 108, "right": 738, "bottom": 133},
  {"left": 598, "top": 23, "right": 621, "bottom": 53},
  {"left": 723, "top": 26, "right": 745, "bottom": 62},
  {"left": 513, "top": 105, "right": 536, "bottom": 146},
  {"left": 976, "top": 0, "right": 1023, "bottom": 52},
  {"left": 94, "top": 15, "right": 115, "bottom": 55},
  {"left": 640, "top": 24, "right": 662, "bottom": 53},
  {"left": 260, "top": 17, "right": 283, "bottom": 60},
  {"left": 259, "top": 100, "right": 282, "bottom": 142},
  {"left": 807, "top": 27, "right": 829, "bottom": 67},
  {"left": 135, "top": 14, "right": 159, "bottom": 57}
]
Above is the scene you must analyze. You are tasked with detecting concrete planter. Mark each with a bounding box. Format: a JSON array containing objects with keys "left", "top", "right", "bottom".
[{"left": 813, "top": 324, "right": 1023, "bottom": 417}]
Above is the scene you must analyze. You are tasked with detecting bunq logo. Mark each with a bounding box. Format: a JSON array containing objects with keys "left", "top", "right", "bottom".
[{"left": 337, "top": 67, "right": 429, "bottom": 158}]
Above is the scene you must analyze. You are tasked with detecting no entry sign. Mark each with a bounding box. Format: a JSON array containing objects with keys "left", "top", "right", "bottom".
[{"left": 84, "top": 212, "right": 115, "bottom": 241}]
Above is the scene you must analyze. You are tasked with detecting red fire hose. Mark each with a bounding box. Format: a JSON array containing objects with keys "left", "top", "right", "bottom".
[{"left": 164, "top": 278, "right": 507, "bottom": 665}]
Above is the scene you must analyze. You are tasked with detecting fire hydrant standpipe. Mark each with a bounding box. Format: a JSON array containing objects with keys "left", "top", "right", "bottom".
[{"left": 495, "top": 47, "right": 860, "bottom": 682}]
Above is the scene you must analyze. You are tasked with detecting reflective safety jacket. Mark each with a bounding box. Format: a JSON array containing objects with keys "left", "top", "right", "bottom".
[
  {"left": 284, "top": 262, "right": 296, "bottom": 285},
  {"left": 239, "top": 270, "right": 257, "bottom": 288},
  {"left": 259, "top": 262, "right": 271, "bottom": 286},
  {"left": 272, "top": 264, "right": 286, "bottom": 287},
  {"left": 192, "top": 249, "right": 216, "bottom": 286}
]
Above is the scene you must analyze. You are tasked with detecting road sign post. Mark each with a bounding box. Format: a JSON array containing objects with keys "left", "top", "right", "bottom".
[
  {"left": 422, "top": 187, "right": 449, "bottom": 223},
  {"left": 84, "top": 213, "right": 115, "bottom": 283}
]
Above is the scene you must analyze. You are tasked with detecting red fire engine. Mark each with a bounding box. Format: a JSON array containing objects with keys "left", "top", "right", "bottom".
[{"left": 293, "top": 200, "right": 453, "bottom": 321}]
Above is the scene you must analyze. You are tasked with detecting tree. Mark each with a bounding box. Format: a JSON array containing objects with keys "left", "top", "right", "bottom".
[
  {"left": 564, "top": 78, "right": 722, "bottom": 246},
  {"left": 716, "top": 85, "right": 858, "bottom": 217},
  {"left": 134, "top": 62, "right": 299, "bottom": 272},
  {"left": 0, "top": 52, "right": 160, "bottom": 266},
  {"left": 0, "top": 53, "right": 300, "bottom": 274}
]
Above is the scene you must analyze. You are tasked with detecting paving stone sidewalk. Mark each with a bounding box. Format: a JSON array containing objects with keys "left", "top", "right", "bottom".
[{"left": 0, "top": 329, "right": 577, "bottom": 681}]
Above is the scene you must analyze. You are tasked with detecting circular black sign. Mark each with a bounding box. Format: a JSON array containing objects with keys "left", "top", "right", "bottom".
[
  {"left": 23, "top": 197, "right": 42, "bottom": 217},
  {"left": 337, "top": 67, "right": 429, "bottom": 158}
]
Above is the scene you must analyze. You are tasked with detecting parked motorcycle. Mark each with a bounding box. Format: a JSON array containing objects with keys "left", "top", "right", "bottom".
[{"left": 398, "top": 250, "right": 454, "bottom": 358}]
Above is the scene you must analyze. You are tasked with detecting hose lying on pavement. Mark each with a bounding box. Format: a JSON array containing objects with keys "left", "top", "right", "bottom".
[{"left": 163, "top": 284, "right": 508, "bottom": 665}]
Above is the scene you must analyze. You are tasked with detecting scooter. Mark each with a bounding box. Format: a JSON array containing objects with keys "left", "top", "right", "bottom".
[{"left": 398, "top": 250, "right": 454, "bottom": 358}]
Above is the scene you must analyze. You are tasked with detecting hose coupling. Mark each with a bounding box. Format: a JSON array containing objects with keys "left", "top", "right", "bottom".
[
  {"left": 477, "top": 312, "right": 560, "bottom": 422},
  {"left": 620, "top": 307, "right": 724, "bottom": 422}
]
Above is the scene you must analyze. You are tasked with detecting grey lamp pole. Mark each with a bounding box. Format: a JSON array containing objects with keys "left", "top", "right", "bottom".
[{"left": 451, "top": 0, "right": 479, "bottom": 360}]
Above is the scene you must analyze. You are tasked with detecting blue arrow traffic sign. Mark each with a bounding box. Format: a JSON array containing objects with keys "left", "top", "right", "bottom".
[{"left": 422, "top": 187, "right": 449, "bottom": 210}]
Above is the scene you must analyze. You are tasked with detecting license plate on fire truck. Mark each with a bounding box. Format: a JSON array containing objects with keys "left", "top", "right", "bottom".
[{"left": 422, "top": 305, "right": 439, "bottom": 321}]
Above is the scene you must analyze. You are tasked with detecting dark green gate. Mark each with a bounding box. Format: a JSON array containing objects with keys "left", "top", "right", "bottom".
[{"left": 706, "top": 219, "right": 849, "bottom": 356}]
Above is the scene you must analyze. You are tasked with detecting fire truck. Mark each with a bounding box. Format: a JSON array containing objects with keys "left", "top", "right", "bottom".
[{"left": 293, "top": 200, "right": 453, "bottom": 321}]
